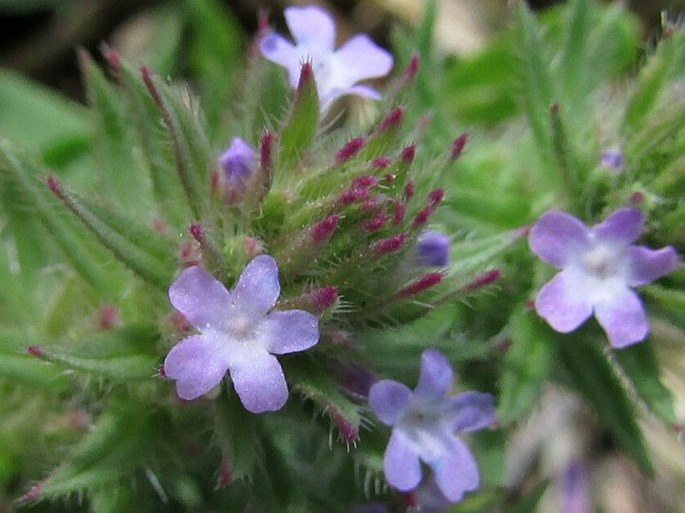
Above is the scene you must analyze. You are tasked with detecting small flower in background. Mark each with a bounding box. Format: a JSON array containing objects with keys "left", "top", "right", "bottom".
[
  {"left": 369, "top": 349, "right": 496, "bottom": 503},
  {"left": 600, "top": 147, "right": 624, "bottom": 173},
  {"left": 260, "top": 5, "right": 394, "bottom": 112},
  {"left": 529, "top": 208, "right": 678, "bottom": 347},
  {"left": 415, "top": 230, "right": 451, "bottom": 267},
  {"left": 164, "top": 255, "right": 320, "bottom": 413},
  {"left": 218, "top": 137, "right": 256, "bottom": 204},
  {"left": 563, "top": 462, "right": 591, "bottom": 513}
]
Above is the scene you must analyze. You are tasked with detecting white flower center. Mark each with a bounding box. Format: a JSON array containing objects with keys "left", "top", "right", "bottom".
[
  {"left": 580, "top": 245, "right": 618, "bottom": 280},
  {"left": 227, "top": 315, "right": 256, "bottom": 339},
  {"left": 397, "top": 399, "right": 451, "bottom": 463}
]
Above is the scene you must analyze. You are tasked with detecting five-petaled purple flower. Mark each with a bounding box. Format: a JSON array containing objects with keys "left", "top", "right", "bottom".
[
  {"left": 260, "top": 5, "right": 394, "bottom": 112},
  {"left": 368, "top": 349, "right": 496, "bottom": 503},
  {"left": 164, "top": 255, "right": 320, "bottom": 413},
  {"left": 529, "top": 208, "right": 678, "bottom": 347},
  {"left": 415, "top": 230, "right": 451, "bottom": 267}
]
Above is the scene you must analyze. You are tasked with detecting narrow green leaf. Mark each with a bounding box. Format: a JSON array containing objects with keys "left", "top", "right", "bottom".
[
  {"left": 48, "top": 176, "right": 175, "bottom": 290},
  {"left": 33, "top": 326, "right": 159, "bottom": 382},
  {"left": 559, "top": 335, "right": 653, "bottom": 473},
  {"left": 498, "top": 308, "right": 556, "bottom": 424},
  {"left": 560, "top": 0, "right": 590, "bottom": 101},
  {"left": 615, "top": 342, "right": 677, "bottom": 425}
]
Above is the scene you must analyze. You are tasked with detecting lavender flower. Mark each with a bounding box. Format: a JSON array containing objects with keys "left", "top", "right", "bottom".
[
  {"left": 529, "top": 208, "right": 678, "bottom": 347},
  {"left": 599, "top": 147, "right": 624, "bottom": 173},
  {"left": 368, "top": 349, "right": 496, "bottom": 503},
  {"left": 415, "top": 230, "right": 451, "bottom": 267},
  {"left": 164, "top": 255, "right": 319, "bottom": 413},
  {"left": 219, "top": 137, "right": 256, "bottom": 203},
  {"left": 260, "top": 5, "right": 393, "bottom": 112}
]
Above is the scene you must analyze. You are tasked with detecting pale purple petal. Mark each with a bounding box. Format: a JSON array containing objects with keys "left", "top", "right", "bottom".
[
  {"left": 333, "top": 34, "right": 394, "bottom": 84},
  {"left": 229, "top": 349, "right": 289, "bottom": 413},
  {"left": 626, "top": 246, "right": 679, "bottom": 287},
  {"left": 169, "top": 266, "right": 232, "bottom": 330},
  {"left": 284, "top": 6, "right": 335, "bottom": 50},
  {"left": 535, "top": 271, "right": 593, "bottom": 333},
  {"left": 369, "top": 380, "right": 412, "bottom": 426},
  {"left": 416, "top": 231, "right": 451, "bottom": 267},
  {"left": 529, "top": 211, "right": 590, "bottom": 268},
  {"left": 430, "top": 438, "right": 479, "bottom": 502},
  {"left": 594, "top": 287, "right": 649, "bottom": 347},
  {"left": 384, "top": 430, "right": 422, "bottom": 491},
  {"left": 262, "top": 310, "right": 319, "bottom": 354},
  {"left": 346, "top": 84, "right": 382, "bottom": 99},
  {"left": 230, "top": 255, "right": 280, "bottom": 318},
  {"left": 592, "top": 208, "right": 644, "bottom": 245},
  {"left": 448, "top": 392, "right": 496, "bottom": 433},
  {"left": 415, "top": 348, "right": 453, "bottom": 398},
  {"left": 164, "top": 333, "right": 229, "bottom": 400},
  {"left": 260, "top": 33, "right": 301, "bottom": 86},
  {"left": 220, "top": 137, "right": 255, "bottom": 184}
]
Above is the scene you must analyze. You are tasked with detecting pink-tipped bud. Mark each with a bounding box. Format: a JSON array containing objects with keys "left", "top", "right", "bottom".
[
  {"left": 403, "top": 181, "right": 415, "bottom": 199},
  {"left": 311, "top": 215, "right": 340, "bottom": 244},
  {"left": 336, "top": 137, "right": 365, "bottom": 163},
  {"left": 396, "top": 272, "right": 443, "bottom": 298},
  {"left": 331, "top": 410, "right": 360, "bottom": 443},
  {"left": 217, "top": 458, "right": 232, "bottom": 488},
  {"left": 189, "top": 223, "right": 204, "bottom": 243},
  {"left": 260, "top": 132, "right": 274, "bottom": 171},
  {"left": 412, "top": 206, "right": 432, "bottom": 228},
  {"left": 392, "top": 202, "right": 406, "bottom": 225},
  {"left": 450, "top": 133, "right": 469, "bottom": 160},
  {"left": 372, "top": 156, "right": 392, "bottom": 169},
  {"left": 378, "top": 107, "right": 404, "bottom": 133},
  {"left": 403, "top": 54, "right": 420, "bottom": 80},
  {"left": 104, "top": 47, "right": 121, "bottom": 75},
  {"left": 337, "top": 188, "right": 369, "bottom": 206},
  {"left": 27, "top": 346, "right": 43, "bottom": 358},
  {"left": 428, "top": 188, "right": 445, "bottom": 208},
  {"left": 401, "top": 144, "right": 416, "bottom": 164},
  {"left": 296, "top": 61, "right": 315, "bottom": 95},
  {"left": 630, "top": 191, "right": 645, "bottom": 205},
  {"left": 159, "top": 366, "right": 167, "bottom": 378},
  {"left": 361, "top": 213, "right": 387, "bottom": 233},
  {"left": 46, "top": 174, "right": 63, "bottom": 198},
  {"left": 312, "top": 286, "right": 338, "bottom": 312},
  {"left": 360, "top": 198, "right": 381, "bottom": 213},
  {"left": 350, "top": 175, "right": 379, "bottom": 190},
  {"left": 466, "top": 269, "right": 501, "bottom": 291},
  {"left": 97, "top": 305, "right": 120, "bottom": 330},
  {"left": 21, "top": 484, "right": 42, "bottom": 503},
  {"left": 371, "top": 233, "right": 407, "bottom": 255}
]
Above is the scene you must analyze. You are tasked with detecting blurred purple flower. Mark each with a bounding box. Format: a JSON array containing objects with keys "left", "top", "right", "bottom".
[
  {"left": 529, "top": 208, "right": 678, "bottom": 347},
  {"left": 415, "top": 230, "right": 451, "bottom": 267},
  {"left": 600, "top": 147, "right": 624, "bottom": 173},
  {"left": 368, "top": 349, "right": 496, "bottom": 503},
  {"left": 164, "top": 255, "right": 319, "bottom": 413},
  {"left": 260, "top": 5, "right": 393, "bottom": 112},
  {"left": 219, "top": 137, "right": 256, "bottom": 203},
  {"left": 563, "top": 462, "right": 591, "bottom": 513}
]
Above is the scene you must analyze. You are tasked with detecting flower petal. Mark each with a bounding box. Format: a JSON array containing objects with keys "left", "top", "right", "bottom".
[
  {"left": 231, "top": 255, "right": 280, "bottom": 318},
  {"left": 594, "top": 287, "right": 649, "bottom": 347},
  {"left": 262, "top": 310, "right": 319, "bottom": 355},
  {"left": 384, "top": 430, "right": 422, "bottom": 492},
  {"left": 626, "top": 246, "right": 679, "bottom": 287},
  {"left": 592, "top": 208, "right": 644, "bottom": 245},
  {"left": 529, "top": 211, "right": 590, "bottom": 268},
  {"left": 333, "top": 34, "right": 393, "bottom": 85},
  {"left": 535, "top": 270, "right": 593, "bottom": 333},
  {"left": 229, "top": 349, "right": 289, "bottom": 413},
  {"left": 169, "top": 266, "right": 232, "bottom": 330},
  {"left": 415, "top": 349, "right": 453, "bottom": 399},
  {"left": 164, "top": 333, "right": 229, "bottom": 400},
  {"left": 430, "top": 437, "right": 479, "bottom": 503},
  {"left": 369, "top": 380, "right": 412, "bottom": 426},
  {"left": 448, "top": 392, "right": 496, "bottom": 433},
  {"left": 260, "top": 33, "right": 301, "bottom": 86},
  {"left": 284, "top": 6, "right": 335, "bottom": 50}
]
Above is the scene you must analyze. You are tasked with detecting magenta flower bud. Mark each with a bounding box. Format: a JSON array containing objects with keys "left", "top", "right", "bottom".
[
  {"left": 415, "top": 230, "right": 451, "bottom": 267},
  {"left": 260, "top": 132, "right": 274, "bottom": 171},
  {"left": 396, "top": 272, "right": 444, "bottom": 299},
  {"left": 392, "top": 202, "right": 406, "bottom": 225},
  {"left": 337, "top": 188, "right": 369, "bottom": 207},
  {"left": 296, "top": 61, "right": 315, "bottom": 96},
  {"left": 311, "top": 286, "right": 338, "bottom": 312},
  {"left": 311, "top": 214, "right": 340, "bottom": 244},
  {"left": 466, "top": 269, "right": 501, "bottom": 290},
  {"left": 403, "top": 181, "right": 415, "bottom": 199},
  {"left": 350, "top": 175, "right": 379, "bottom": 190},
  {"left": 403, "top": 54, "right": 420, "bottom": 80},
  {"left": 336, "top": 137, "right": 365, "bottom": 163},
  {"left": 378, "top": 107, "right": 404, "bottom": 133},
  {"left": 428, "top": 188, "right": 445, "bottom": 208},
  {"left": 361, "top": 212, "right": 388, "bottom": 233},
  {"left": 450, "top": 133, "right": 469, "bottom": 160},
  {"left": 371, "top": 233, "right": 407, "bottom": 256},
  {"left": 372, "top": 156, "right": 392, "bottom": 169},
  {"left": 401, "top": 144, "right": 416, "bottom": 164}
]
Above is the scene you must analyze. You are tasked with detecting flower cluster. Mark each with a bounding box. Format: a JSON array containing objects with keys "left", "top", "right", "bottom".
[{"left": 529, "top": 208, "right": 678, "bottom": 347}]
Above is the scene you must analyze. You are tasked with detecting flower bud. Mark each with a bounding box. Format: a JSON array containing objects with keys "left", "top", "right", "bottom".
[{"left": 219, "top": 137, "right": 256, "bottom": 204}]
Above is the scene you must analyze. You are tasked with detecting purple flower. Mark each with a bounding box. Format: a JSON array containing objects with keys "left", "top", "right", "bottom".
[
  {"left": 164, "top": 255, "right": 319, "bottom": 413},
  {"left": 368, "top": 349, "right": 496, "bottom": 503},
  {"left": 415, "top": 230, "right": 451, "bottom": 267},
  {"left": 600, "top": 148, "right": 624, "bottom": 173},
  {"left": 529, "top": 208, "right": 678, "bottom": 347},
  {"left": 219, "top": 137, "right": 256, "bottom": 203},
  {"left": 260, "top": 6, "right": 393, "bottom": 112}
]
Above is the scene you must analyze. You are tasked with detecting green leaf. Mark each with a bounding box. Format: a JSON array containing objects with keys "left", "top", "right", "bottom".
[
  {"left": 498, "top": 308, "right": 556, "bottom": 424},
  {"left": 33, "top": 326, "right": 159, "bottom": 382},
  {"left": 615, "top": 342, "right": 676, "bottom": 425},
  {"left": 559, "top": 335, "right": 653, "bottom": 473}
]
